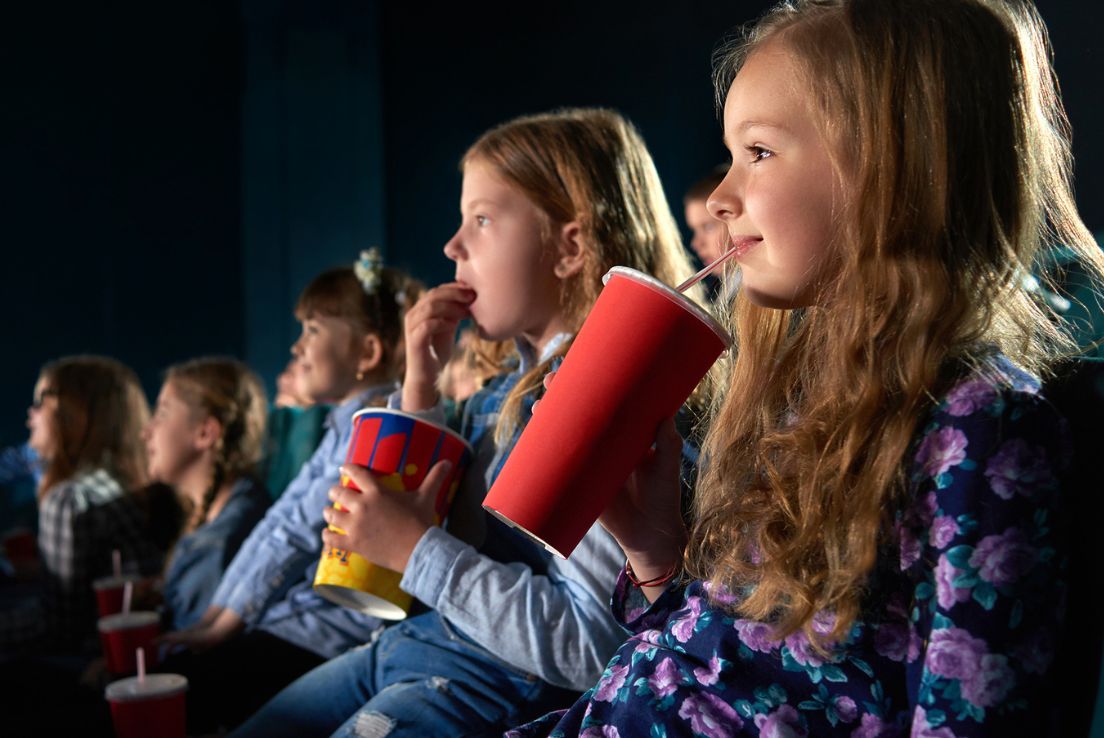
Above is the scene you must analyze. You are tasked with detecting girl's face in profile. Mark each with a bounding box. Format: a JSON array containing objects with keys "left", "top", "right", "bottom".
[
  {"left": 291, "top": 314, "right": 364, "bottom": 404},
  {"left": 443, "top": 160, "right": 564, "bottom": 348},
  {"left": 143, "top": 380, "right": 204, "bottom": 485},
  {"left": 708, "top": 41, "right": 843, "bottom": 309},
  {"left": 27, "top": 376, "right": 58, "bottom": 461}
]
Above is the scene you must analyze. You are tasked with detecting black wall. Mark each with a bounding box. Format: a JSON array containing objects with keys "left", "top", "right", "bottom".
[{"left": 3, "top": 0, "right": 1101, "bottom": 447}]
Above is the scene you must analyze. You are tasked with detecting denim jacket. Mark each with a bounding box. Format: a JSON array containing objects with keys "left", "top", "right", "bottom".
[
  {"left": 162, "top": 476, "right": 270, "bottom": 630},
  {"left": 210, "top": 383, "right": 397, "bottom": 658},
  {"left": 392, "top": 335, "right": 628, "bottom": 691}
]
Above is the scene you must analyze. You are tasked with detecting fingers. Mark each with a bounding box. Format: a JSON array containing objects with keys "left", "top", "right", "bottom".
[
  {"left": 406, "top": 285, "right": 475, "bottom": 325},
  {"left": 337, "top": 465, "right": 377, "bottom": 498},
  {"left": 321, "top": 527, "right": 343, "bottom": 550},
  {"left": 533, "top": 370, "right": 558, "bottom": 414}
]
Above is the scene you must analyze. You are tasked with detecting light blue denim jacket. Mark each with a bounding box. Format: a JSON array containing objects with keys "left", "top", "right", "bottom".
[
  {"left": 392, "top": 335, "right": 627, "bottom": 691},
  {"left": 210, "top": 383, "right": 397, "bottom": 658}
]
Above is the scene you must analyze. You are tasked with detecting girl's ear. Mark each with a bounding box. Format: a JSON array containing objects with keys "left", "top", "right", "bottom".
[
  {"left": 194, "top": 416, "right": 223, "bottom": 452},
  {"left": 554, "top": 221, "right": 587, "bottom": 280},
  {"left": 357, "top": 333, "right": 384, "bottom": 376}
]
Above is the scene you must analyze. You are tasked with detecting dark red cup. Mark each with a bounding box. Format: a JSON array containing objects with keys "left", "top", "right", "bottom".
[
  {"left": 97, "top": 612, "right": 160, "bottom": 676},
  {"left": 105, "top": 673, "right": 188, "bottom": 738},
  {"left": 93, "top": 575, "right": 143, "bottom": 618}
]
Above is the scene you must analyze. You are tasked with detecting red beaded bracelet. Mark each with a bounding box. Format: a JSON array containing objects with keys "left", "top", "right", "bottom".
[{"left": 625, "top": 559, "right": 680, "bottom": 588}]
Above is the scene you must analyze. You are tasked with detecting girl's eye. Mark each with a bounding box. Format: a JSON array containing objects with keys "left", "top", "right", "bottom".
[
  {"left": 745, "top": 145, "right": 773, "bottom": 163},
  {"left": 475, "top": 215, "right": 489, "bottom": 227}
]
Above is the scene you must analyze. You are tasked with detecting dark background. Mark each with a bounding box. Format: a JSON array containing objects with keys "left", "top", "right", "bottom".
[{"left": 2, "top": 0, "right": 1100, "bottom": 446}]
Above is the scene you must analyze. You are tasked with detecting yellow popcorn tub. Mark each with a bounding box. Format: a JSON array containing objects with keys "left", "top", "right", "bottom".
[{"left": 313, "top": 408, "right": 472, "bottom": 619}]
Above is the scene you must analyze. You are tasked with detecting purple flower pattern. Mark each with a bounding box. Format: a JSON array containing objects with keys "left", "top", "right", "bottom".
[
  {"left": 915, "top": 427, "right": 968, "bottom": 479},
  {"left": 968, "top": 528, "right": 1035, "bottom": 586},
  {"left": 507, "top": 358, "right": 1066, "bottom": 738}
]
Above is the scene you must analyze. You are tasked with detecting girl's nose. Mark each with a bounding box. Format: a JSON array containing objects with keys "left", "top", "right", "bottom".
[
  {"left": 706, "top": 168, "right": 743, "bottom": 222},
  {"left": 443, "top": 230, "right": 466, "bottom": 262}
]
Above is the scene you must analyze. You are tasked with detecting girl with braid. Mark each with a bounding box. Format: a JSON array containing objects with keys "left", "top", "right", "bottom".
[{"left": 144, "top": 357, "right": 271, "bottom": 630}]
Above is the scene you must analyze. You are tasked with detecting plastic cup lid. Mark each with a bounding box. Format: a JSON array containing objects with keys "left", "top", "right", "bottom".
[
  {"left": 602, "top": 266, "right": 732, "bottom": 347},
  {"left": 93, "top": 574, "right": 142, "bottom": 590},
  {"left": 97, "top": 611, "right": 160, "bottom": 632},
  {"left": 105, "top": 673, "right": 188, "bottom": 702}
]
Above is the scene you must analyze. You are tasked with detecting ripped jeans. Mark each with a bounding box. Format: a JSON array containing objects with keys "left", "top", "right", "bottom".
[{"left": 230, "top": 612, "right": 578, "bottom": 738}]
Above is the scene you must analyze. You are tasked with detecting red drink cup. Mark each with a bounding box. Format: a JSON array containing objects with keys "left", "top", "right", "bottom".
[
  {"left": 1, "top": 528, "right": 36, "bottom": 565},
  {"left": 482, "top": 266, "right": 731, "bottom": 558},
  {"left": 98, "top": 612, "right": 161, "bottom": 676},
  {"left": 105, "top": 673, "right": 188, "bottom": 738},
  {"left": 93, "top": 574, "right": 143, "bottom": 618},
  {"left": 313, "top": 408, "right": 473, "bottom": 619}
]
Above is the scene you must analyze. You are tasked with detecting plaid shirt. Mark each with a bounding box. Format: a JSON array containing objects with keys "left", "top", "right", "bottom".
[{"left": 36, "top": 468, "right": 160, "bottom": 647}]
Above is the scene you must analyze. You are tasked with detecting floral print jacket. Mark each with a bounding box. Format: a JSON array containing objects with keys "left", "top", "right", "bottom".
[{"left": 508, "top": 357, "right": 1070, "bottom": 737}]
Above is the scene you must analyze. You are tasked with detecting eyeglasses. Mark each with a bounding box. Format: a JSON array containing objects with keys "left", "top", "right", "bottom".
[{"left": 31, "top": 389, "right": 57, "bottom": 410}]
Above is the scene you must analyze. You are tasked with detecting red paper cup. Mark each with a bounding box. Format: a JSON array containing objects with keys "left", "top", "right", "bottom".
[
  {"left": 314, "top": 408, "right": 473, "bottom": 619},
  {"left": 1, "top": 528, "right": 36, "bottom": 564},
  {"left": 98, "top": 612, "right": 161, "bottom": 676},
  {"left": 105, "top": 673, "right": 187, "bottom": 738},
  {"left": 93, "top": 574, "right": 143, "bottom": 618},
  {"left": 482, "top": 266, "right": 730, "bottom": 558}
]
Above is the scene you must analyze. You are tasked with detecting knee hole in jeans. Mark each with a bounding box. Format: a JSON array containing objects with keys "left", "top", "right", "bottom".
[{"left": 351, "top": 710, "right": 395, "bottom": 738}]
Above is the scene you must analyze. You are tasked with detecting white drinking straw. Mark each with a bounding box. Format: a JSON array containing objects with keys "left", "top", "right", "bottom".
[
  {"left": 136, "top": 647, "right": 146, "bottom": 683},
  {"left": 112, "top": 549, "right": 122, "bottom": 579},
  {"left": 122, "top": 580, "right": 133, "bottom": 615},
  {"left": 676, "top": 245, "right": 743, "bottom": 294}
]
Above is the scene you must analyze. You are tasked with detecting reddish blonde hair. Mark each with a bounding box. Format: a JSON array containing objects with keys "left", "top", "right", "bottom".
[
  {"left": 461, "top": 107, "right": 707, "bottom": 441},
  {"left": 688, "top": 0, "right": 1104, "bottom": 650}
]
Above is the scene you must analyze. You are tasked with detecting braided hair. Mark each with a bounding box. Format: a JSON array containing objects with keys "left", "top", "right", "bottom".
[{"left": 164, "top": 358, "right": 267, "bottom": 531}]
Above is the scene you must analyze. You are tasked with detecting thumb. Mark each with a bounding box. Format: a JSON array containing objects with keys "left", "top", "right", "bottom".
[
  {"left": 417, "top": 459, "right": 455, "bottom": 515},
  {"left": 648, "top": 417, "right": 683, "bottom": 475}
]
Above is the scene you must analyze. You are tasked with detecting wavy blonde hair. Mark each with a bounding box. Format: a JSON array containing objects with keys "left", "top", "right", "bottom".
[
  {"left": 460, "top": 108, "right": 707, "bottom": 443},
  {"left": 687, "top": 0, "right": 1104, "bottom": 650}
]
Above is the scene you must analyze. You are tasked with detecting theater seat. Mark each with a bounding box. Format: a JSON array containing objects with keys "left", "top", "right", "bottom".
[{"left": 1046, "top": 358, "right": 1104, "bottom": 737}]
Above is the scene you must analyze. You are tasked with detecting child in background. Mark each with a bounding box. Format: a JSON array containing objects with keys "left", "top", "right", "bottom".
[
  {"left": 159, "top": 252, "right": 423, "bottom": 733},
  {"left": 0, "top": 356, "right": 160, "bottom": 650},
  {"left": 683, "top": 164, "right": 728, "bottom": 268},
  {"left": 232, "top": 107, "right": 707, "bottom": 737},
  {"left": 144, "top": 357, "right": 270, "bottom": 630},
  {"left": 685, "top": 163, "right": 741, "bottom": 306},
  {"left": 511, "top": 0, "right": 1104, "bottom": 735},
  {"left": 264, "top": 357, "right": 328, "bottom": 500}
]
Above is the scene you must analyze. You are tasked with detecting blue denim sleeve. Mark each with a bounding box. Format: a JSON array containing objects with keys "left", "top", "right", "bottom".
[
  {"left": 211, "top": 429, "right": 337, "bottom": 623},
  {"left": 400, "top": 522, "right": 626, "bottom": 691}
]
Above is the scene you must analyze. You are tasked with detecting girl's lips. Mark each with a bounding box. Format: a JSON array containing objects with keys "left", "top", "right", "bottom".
[{"left": 729, "top": 236, "right": 763, "bottom": 259}]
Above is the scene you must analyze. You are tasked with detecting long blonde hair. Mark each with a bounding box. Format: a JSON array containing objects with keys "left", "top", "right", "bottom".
[
  {"left": 461, "top": 108, "right": 706, "bottom": 442},
  {"left": 687, "top": 0, "right": 1104, "bottom": 650},
  {"left": 165, "top": 357, "right": 268, "bottom": 531},
  {"left": 38, "top": 355, "right": 149, "bottom": 497}
]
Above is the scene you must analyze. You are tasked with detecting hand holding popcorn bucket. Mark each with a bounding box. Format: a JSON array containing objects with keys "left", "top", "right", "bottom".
[{"left": 313, "top": 409, "right": 473, "bottom": 619}]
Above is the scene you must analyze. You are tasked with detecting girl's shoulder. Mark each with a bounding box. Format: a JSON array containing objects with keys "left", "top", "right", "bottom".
[
  {"left": 909, "top": 353, "right": 1070, "bottom": 508},
  {"left": 925, "top": 353, "right": 1056, "bottom": 432},
  {"left": 41, "top": 468, "right": 125, "bottom": 512}
]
